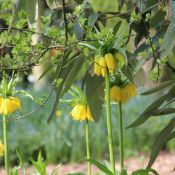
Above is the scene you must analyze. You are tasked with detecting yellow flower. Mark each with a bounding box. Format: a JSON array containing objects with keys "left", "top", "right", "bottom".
[
  {"left": 94, "top": 56, "right": 101, "bottom": 76},
  {"left": 120, "top": 87, "right": 129, "bottom": 103},
  {"left": 56, "top": 110, "right": 62, "bottom": 117},
  {"left": 94, "top": 53, "right": 117, "bottom": 77},
  {"left": 104, "top": 53, "right": 116, "bottom": 73},
  {"left": 110, "top": 83, "right": 137, "bottom": 103},
  {"left": 0, "top": 140, "right": 4, "bottom": 156},
  {"left": 0, "top": 97, "right": 21, "bottom": 115},
  {"left": 99, "top": 57, "right": 107, "bottom": 77},
  {"left": 110, "top": 86, "right": 121, "bottom": 102},
  {"left": 126, "top": 83, "right": 137, "bottom": 97},
  {"left": 70, "top": 104, "right": 93, "bottom": 121},
  {"left": 114, "top": 52, "right": 125, "bottom": 68}
]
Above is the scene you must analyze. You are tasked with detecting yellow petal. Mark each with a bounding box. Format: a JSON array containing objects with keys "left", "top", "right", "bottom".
[
  {"left": 120, "top": 87, "right": 129, "bottom": 103},
  {"left": 0, "top": 97, "right": 21, "bottom": 115},
  {"left": 94, "top": 56, "right": 101, "bottom": 76},
  {"left": 104, "top": 53, "right": 116, "bottom": 73},
  {"left": 110, "top": 86, "right": 121, "bottom": 102},
  {"left": 99, "top": 57, "right": 107, "bottom": 77},
  {"left": 125, "top": 83, "right": 137, "bottom": 98}
]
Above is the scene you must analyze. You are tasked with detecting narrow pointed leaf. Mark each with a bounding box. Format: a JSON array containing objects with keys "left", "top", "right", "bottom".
[
  {"left": 141, "top": 80, "right": 175, "bottom": 95},
  {"left": 85, "top": 159, "right": 113, "bottom": 175}
]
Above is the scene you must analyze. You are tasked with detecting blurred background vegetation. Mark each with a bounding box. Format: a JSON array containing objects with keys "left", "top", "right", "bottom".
[
  {"left": 0, "top": 0, "right": 175, "bottom": 168},
  {"left": 0, "top": 86, "right": 174, "bottom": 165}
]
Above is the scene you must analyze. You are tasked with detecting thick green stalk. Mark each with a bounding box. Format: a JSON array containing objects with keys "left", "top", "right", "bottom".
[
  {"left": 105, "top": 71, "right": 115, "bottom": 174},
  {"left": 118, "top": 102, "right": 124, "bottom": 170},
  {"left": 3, "top": 115, "right": 9, "bottom": 175},
  {"left": 86, "top": 120, "right": 91, "bottom": 175}
]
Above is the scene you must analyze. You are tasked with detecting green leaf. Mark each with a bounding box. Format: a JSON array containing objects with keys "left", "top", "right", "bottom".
[
  {"left": 17, "top": 0, "right": 37, "bottom": 23},
  {"left": 170, "top": 0, "right": 175, "bottom": 23},
  {"left": 120, "top": 169, "right": 128, "bottom": 175},
  {"left": 46, "top": 0, "right": 61, "bottom": 10},
  {"left": 47, "top": 51, "right": 78, "bottom": 123},
  {"left": 150, "top": 10, "right": 166, "bottom": 28},
  {"left": 85, "top": 159, "right": 113, "bottom": 175},
  {"left": 38, "top": 66, "right": 52, "bottom": 81},
  {"left": 86, "top": 74, "right": 104, "bottom": 122},
  {"left": 160, "top": 22, "right": 175, "bottom": 57},
  {"left": 132, "top": 168, "right": 159, "bottom": 175},
  {"left": 61, "top": 55, "right": 84, "bottom": 95},
  {"left": 74, "top": 21, "right": 84, "bottom": 40},
  {"left": 15, "top": 90, "right": 34, "bottom": 101},
  {"left": 147, "top": 118, "right": 175, "bottom": 168},
  {"left": 78, "top": 42, "right": 97, "bottom": 50},
  {"left": 113, "top": 21, "right": 122, "bottom": 35},
  {"left": 10, "top": 150, "right": 24, "bottom": 175},
  {"left": 88, "top": 12, "right": 99, "bottom": 27},
  {"left": 151, "top": 108, "right": 175, "bottom": 116},
  {"left": 133, "top": 68, "right": 146, "bottom": 87},
  {"left": 127, "top": 94, "right": 168, "bottom": 128},
  {"left": 141, "top": 80, "right": 175, "bottom": 95},
  {"left": 31, "top": 151, "right": 46, "bottom": 175}
]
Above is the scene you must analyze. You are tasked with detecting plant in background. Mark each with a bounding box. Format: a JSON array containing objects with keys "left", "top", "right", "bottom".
[
  {"left": 62, "top": 85, "right": 94, "bottom": 175},
  {"left": 0, "top": 76, "right": 22, "bottom": 175},
  {"left": 0, "top": 74, "right": 34, "bottom": 175},
  {"left": 110, "top": 74, "right": 137, "bottom": 171}
]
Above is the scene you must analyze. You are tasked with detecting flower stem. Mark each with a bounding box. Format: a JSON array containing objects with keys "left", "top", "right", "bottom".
[
  {"left": 86, "top": 120, "right": 91, "bottom": 175},
  {"left": 118, "top": 102, "right": 124, "bottom": 170},
  {"left": 105, "top": 71, "right": 115, "bottom": 174},
  {"left": 3, "top": 115, "right": 9, "bottom": 175}
]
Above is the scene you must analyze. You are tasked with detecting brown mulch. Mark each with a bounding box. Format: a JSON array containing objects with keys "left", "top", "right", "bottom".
[{"left": 0, "top": 151, "right": 175, "bottom": 175}]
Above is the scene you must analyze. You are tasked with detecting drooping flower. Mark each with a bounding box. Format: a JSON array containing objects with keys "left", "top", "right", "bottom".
[
  {"left": 110, "top": 86, "right": 121, "bottom": 102},
  {"left": 104, "top": 53, "right": 116, "bottom": 74},
  {"left": 94, "top": 53, "right": 117, "bottom": 77},
  {"left": 0, "top": 140, "right": 4, "bottom": 156},
  {"left": 94, "top": 56, "right": 101, "bottom": 76},
  {"left": 125, "top": 83, "right": 137, "bottom": 97},
  {"left": 110, "top": 83, "right": 137, "bottom": 103},
  {"left": 70, "top": 104, "right": 94, "bottom": 121},
  {"left": 99, "top": 57, "right": 107, "bottom": 77},
  {"left": 0, "top": 97, "right": 21, "bottom": 115}
]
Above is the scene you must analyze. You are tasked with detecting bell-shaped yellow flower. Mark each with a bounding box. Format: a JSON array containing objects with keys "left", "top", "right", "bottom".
[
  {"left": 110, "top": 86, "right": 121, "bottom": 102},
  {"left": 120, "top": 87, "right": 129, "bottom": 103},
  {"left": 114, "top": 52, "right": 125, "bottom": 68},
  {"left": 94, "top": 56, "right": 101, "bottom": 76},
  {"left": 104, "top": 53, "right": 116, "bottom": 73},
  {"left": 110, "top": 83, "right": 137, "bottom": 103},
  {"left": 70, "top": 104, "right": 93, "bottom": 121},
  {"left": 99, "top": 57, "right": 107, "bottom": 77},
  {"left": 0, "top": 97, "right": 21, "bottom": 115},
  {"left": 0, "top": 140, "right": 4, "bottom": 156},
  {"left": 126, "top": 83, "right": 137, "bottom": 97}
]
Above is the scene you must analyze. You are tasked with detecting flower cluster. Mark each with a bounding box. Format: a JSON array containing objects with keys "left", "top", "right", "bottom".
[
  {"left": 110, "top": 83, "right": 137, "bottom": 103},
  {"left": 0, "top": 97, "right": 21, "bottom": 115},
  {"left": 94, "top": 52, "right": 125, "bottom": 77},
  {"left": 94, "top": 53, "right": 117, "bottom": 77},
  {"left": 70, "top": 104, "right": 94, "bottom": 121}
]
